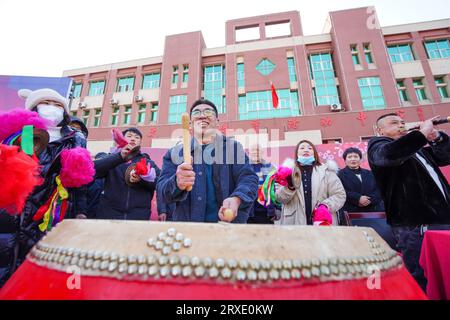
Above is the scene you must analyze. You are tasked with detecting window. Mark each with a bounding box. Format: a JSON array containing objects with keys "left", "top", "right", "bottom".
[
  {"left": 237, "top": 63, "right": 245, "bottom": 88},
  {"left": 388, "top": 44, "right": 415, "bottom": 63},
  {"left": 265, "top": 22, "right": 291, "bottom": 38},
  {"left": 142, "top": 73, "right": 160, "bottom": 89},
  {"left": 93, "top": 109, "right": 101, "bottom": 127},
  {"left": 203, "top": 64, "right": 226, "bottom": 113},
  {"left": 397, "top": 80, "right": 409, "bottom": 102},
  {"left": 435, "top": 77, "right": 449, "bottom": 99},
  {"left": 116, "top": 77, "right": 134, "bottom": 92},
  {"left": 358, "top": 77, "right": 386, "bottom": 110},
  {"left": 256, "top": 58, "right": 276, "bottom": 76},
  {"left": 360, "top": 136, "right": 375, "bottom": 142},
  {"left": 413, "top": 79, "right": 427, "bottom": 101},
  {"left": 425, "top": 39, "right": 450, "bottom": 59},
  {"left": 322, "top": 138, "right": 342, "bottom": 144},
  {"left": 172, "top": 66, "right": 179, "bottom": 85},
  {"left": 123, "top": 106, "right": 132, "bottom": 125},
  {"left": 182, "top": 65, "right": 189, "bottom": 83},
  {"left": 111, "top": 107, "right": 119, "bottom": 126},
  {"left": 309, "top": 53, "right": 340, "bottom": 106},
  {"left": 364, "top": 44, "right": 374, "bottom": 64},
  {"left": 287, "top": 57, "right": 297, "bottom": 82},
  {"left": 72, "top": 83, "right": 82, "bottom": 98},
  {"left": 235, "top": 25, "right": 260, "bottom": 42},
  {"left": 150, "top": 104, "right": 158, "bottom": 123},
  {"left": 137, "top": 104, "right": 146, "bottom": 124},
  {"left": 88, "top": 80, "right": 105, "bottom": 96},
  {"left": 168, "top": 95, "right": 187, "bottom": 124},
  {"left": 238, "top": 89, "right": 300, "bottom": 120},
  {"left": 82, "top": 110, "right": 90, "bottom": 126},
  {"left": 350, "top": 45, "right": 360, "bottom": 65}
]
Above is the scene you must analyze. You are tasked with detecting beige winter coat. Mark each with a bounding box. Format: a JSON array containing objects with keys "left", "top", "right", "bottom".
[{"left": 275, "top": 163, "right": 346, "bottom": 226}]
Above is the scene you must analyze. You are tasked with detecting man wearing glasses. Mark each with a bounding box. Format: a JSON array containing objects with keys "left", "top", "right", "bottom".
[{"left": 157, "top": 99, "right": 258, "bottom": 223}]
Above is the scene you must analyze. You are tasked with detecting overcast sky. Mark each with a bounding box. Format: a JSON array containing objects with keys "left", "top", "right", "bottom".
[{"left": 0, "top": 0, "right": 449, "bottom": 77}]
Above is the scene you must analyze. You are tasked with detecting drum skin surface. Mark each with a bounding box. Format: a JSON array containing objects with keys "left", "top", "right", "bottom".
[{"left": 0, "top": 220, "right": 427, "bottom": 300}]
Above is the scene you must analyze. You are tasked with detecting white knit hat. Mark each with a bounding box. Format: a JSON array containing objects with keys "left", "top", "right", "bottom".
[{"left": 18, "top": 88, "right": 69, "bottom": 114}]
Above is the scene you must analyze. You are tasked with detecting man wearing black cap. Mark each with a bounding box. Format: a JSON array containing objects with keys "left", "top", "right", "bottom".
[
  {"left": 93, "top": 127, "right": 160, "bottom": 220},
  {"left": 157, "top": 99, "right": 258, "bottom": 223}
]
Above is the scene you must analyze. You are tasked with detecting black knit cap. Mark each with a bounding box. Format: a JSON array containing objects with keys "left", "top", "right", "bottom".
[
  {"left": 69, "top": 116, "right": 89, "bottom": 138},
  {"left": 343, "top": 147, "right": 362, "bottom": 160},
  {"left": 122, "top": 127, "right": 143, "bottom": 139},
  {"left": 189, "top": 98, "right": 218, "bottom": 117}
]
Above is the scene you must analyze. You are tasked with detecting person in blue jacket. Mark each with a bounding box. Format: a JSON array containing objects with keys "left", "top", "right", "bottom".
[{"left": 157, "top": 99, "right": 258, "bottom": 223}]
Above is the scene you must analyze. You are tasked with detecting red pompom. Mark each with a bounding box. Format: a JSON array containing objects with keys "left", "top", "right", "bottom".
[
  {"left": 312, "top": 204, "right": 333, "bottom": 226},
  {"left": 135, "top": 158, "right": 149, "bottom": 176},
  {"left": 60, "top": 147, "right": 95, "bottom": 188},
  {"left": 0, "top": 145, "right": 42, "bottom": 214}
]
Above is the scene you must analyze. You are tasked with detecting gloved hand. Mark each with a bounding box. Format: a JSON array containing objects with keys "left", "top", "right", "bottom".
[
  {"left": 112, "top": 128, "right": 128, "bottom": 148},
  {"left": 140, "top": 167, "right": 156, "bottom": 182},
  {"left": 312, "top": 204, "right": 332, "bottom": 226},
  {"left": 274, "top": 166, "right": 293, "bottom": 186},
  {"left": 286, "top": 174, "right": 294, "bottom": 189}
]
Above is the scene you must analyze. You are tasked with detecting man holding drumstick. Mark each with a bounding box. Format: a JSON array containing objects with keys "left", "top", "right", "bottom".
[{"left": 157, "top": 99, "right": 258, "bottom": 223}]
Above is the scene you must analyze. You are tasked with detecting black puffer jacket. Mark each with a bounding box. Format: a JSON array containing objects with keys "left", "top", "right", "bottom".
[
  {"left": 94, "top": 152, "right": 160, "bottom": 220},
  {"left": 0, "top": 126, "right": 87, "bottom": 287}
]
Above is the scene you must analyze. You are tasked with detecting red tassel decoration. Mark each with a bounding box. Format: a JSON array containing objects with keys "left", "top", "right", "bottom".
[{"left": 0, "top": 145, "right": 42, "bottom": 214}]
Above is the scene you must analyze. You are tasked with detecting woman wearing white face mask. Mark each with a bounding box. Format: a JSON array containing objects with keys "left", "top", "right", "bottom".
[
  {"left": 275, "top": 140, "right": 346, "bottom": 226},
  {"left": 2, "top": 88, "right": 90, "bottom": 280},
  {"left": 35, "top": 99, "right": 67, "bottom": 142}
]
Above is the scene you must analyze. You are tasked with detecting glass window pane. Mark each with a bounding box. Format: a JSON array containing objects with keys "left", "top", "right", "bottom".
[{"left": 437, "top": 40, "right": 449, "bottom": 49}]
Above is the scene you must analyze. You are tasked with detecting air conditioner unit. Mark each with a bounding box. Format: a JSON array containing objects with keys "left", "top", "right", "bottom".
[
  {"left": 330, "top": 103, "right": 343, "bottom": 112},
  {"left": 135, "top": 95, "right": 143, "bottom": 102},
  {"left": 110, "top": 98, "right": 119, "bottom": 105},
  {"left": 78, "top": 102, "right": 87, "bottom": 109}
]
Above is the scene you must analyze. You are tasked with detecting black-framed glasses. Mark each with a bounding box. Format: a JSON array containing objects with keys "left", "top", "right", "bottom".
[{"left": 191, "top": 108, "right": 216, "bottom": 118}]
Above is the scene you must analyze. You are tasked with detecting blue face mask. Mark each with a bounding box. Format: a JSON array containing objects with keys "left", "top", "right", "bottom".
[{"left": 297, "top": 156, "right": 315, "bottom": 166}]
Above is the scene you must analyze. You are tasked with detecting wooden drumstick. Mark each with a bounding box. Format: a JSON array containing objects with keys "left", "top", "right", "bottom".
[{"left": 181, "top": 113, "right": 192, "bottom": 192}]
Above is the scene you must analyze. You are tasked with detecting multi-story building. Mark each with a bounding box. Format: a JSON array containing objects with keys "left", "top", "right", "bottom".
[{"left": 63, "top": 6, "right": 450, "bottom": 154}]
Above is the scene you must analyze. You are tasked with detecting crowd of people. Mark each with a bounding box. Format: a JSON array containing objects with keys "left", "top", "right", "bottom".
[{"left": 0, "top": 88, "right": 449, "bottom": 295}]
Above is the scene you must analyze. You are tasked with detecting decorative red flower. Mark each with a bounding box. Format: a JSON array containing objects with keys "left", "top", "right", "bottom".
[
  {"left": 287, "top": 119, "right": 299, "bottom": 130},
  {"left": 356, "top": 111, "right": 367, "bottom": 127},
  {"left": 396, "top": 110, "right": 406, "bottom": 119},
  {"left": 218, "top": 124, "right": 228, "bottom": 135},
  {"left": 147, "top": 127, "right": 158, "bottom": 138},
  {"left": 251, "top": 120, "right": 260, "bottom": 132},
  {"left": 416, "top": 107, "right": 425, "bottom": 121},
  {"left": 320, "top": 117, "right": 332, "bottom": 127}
]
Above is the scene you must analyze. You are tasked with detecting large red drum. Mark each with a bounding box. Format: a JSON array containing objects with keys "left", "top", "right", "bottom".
[{"left": 0, "top": 220, "right": 426, "bottom": 300}]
